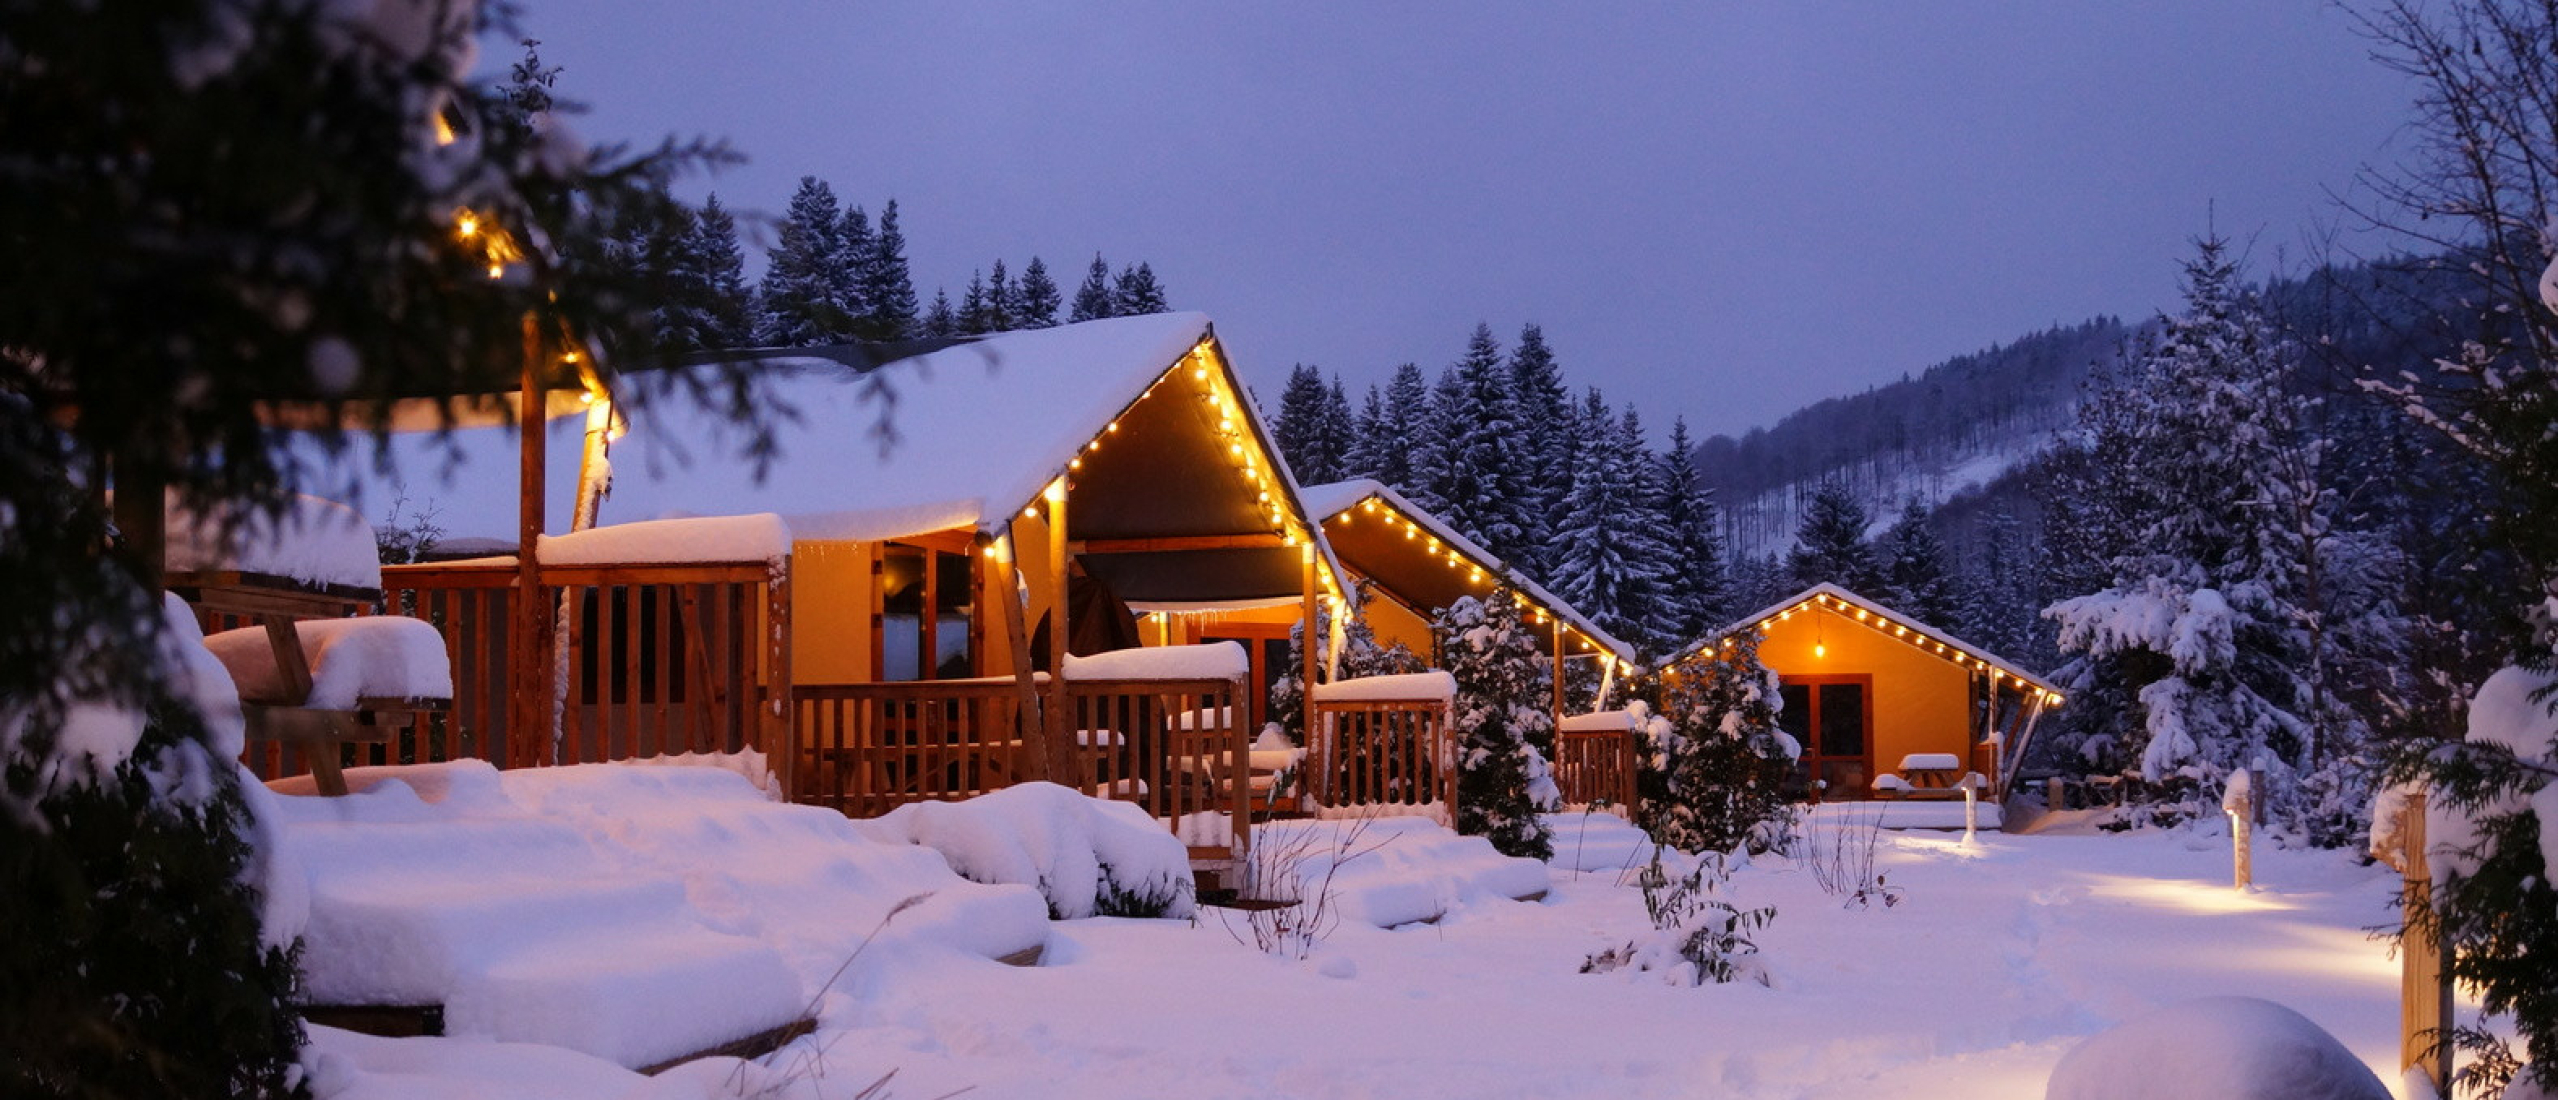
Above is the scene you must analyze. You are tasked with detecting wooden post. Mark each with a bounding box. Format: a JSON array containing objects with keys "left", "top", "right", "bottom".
[
  {"left": 866, "top": 543, "right": 886, "bottom": 681},
  {"left": 2402, "top": 790, "right": 2453, "bottom": 1092},
  {"left": 764, "top": 561, "right": 793, "bottom": 800},
  {"left": 509, "top": 314, "right": 548, "bottom": 771},
  {"left": 991, "top": 532, "right": 1045, "bottom": 781},
  {"left": 1551, "top": 618, "right": 1566, "bottom": 728},
  {"left": 920, "top": 547, "right": 939, "bottom": 681},
  {"left": 571, "top": 393, "right": 610, "bottom": 532},
  {"left": 1041, "top": 481, "right": 1078, "bottom": 785},
  {"left": 2226, "top": 770, "right": 2254, "bottom": 889},
  {"left": 1300, "top": 543, "right": 1319, "bottom": 701}
]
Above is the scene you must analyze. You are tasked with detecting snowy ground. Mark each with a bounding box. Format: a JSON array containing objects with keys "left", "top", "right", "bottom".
[{"left": 307, "top": 800, "right": 2408, "bottom": 1100}]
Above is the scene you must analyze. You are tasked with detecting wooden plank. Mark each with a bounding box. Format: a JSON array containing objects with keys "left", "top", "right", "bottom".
[
  {"left": 512, "top": 313, "right": 546, "bottom": 771},
  {"left": 636, "top": 1017, "right": 819, "bottom": 1078},
  {"left": 2403, "top": 790, "right": 2453, "bottom": 1091},
  {"left": 891, "top": 528, "right": 979, "bottom": 556},
  {"left": 539, "top": 563, "right": 773, "bottom": 588},
  {"left": 1069, "top": 533, "right": 1289, "bottom": 555},
  {"left": 766, "top": 568, "right": 793, "bottom": 797}
]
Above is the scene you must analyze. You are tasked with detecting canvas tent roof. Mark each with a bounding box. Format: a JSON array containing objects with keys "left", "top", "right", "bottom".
[
  {"left": 1670, "top": 582, "right": 2062, "bottom": 697},
  {"left": 1299, "top": 479, "right": 1635, "bottom": 664}
]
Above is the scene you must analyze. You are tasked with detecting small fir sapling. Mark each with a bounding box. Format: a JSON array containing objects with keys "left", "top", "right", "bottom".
[
  {"left": 1640, "top": 632, "right": 1799, "bottom": 856},
  {"left": 1434, "top": 586, "right": 1556, "bottom": 860}
]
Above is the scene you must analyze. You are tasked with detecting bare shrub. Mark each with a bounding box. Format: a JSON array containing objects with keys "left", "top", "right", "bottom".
[
  {"left": 1218, "top": 818, "right": 1385, "bottom": 959},
  {"left": 1583, "top": 846, "right": 1775, "bottom": 986},
  {"left": 1800, "top": 807, "right": 1902, "bottom": 909}
]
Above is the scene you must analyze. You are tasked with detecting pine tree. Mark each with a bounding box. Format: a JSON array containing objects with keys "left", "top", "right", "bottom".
[
  {"left": 1113, "top": 261, "right": 1169, "bottom": 314},
  {"left": 1788, "top": 481, "right": 1881, "bottom": 593},
  {"left": 1956, "top": 502, "right": 2037, "bottom": 661},
  {"left": 1404, "top": 365, "right": 1467, "bottom": 516},
  {"left": 1344, "top": 383, "right": 1391, "bottom": 482},
  {"left": 957, "top": 271, "right": 991, "bottom": 335},
  {"left": 852, "top": 198, "right": 917, "bottom": 341},
  {"left": 1361, "top": 363, "right": 1431, "bottom": 491},
  {"left": 1657, "top": 417, "right": 1732, "bottom": 643},
  {"left": 1879, "top": 499, "right": 1959, "bottom": 624},
  {"left": 921, "top": 288, "right": 958, "bottom": 338},
  {"left": 1272, "top": 364, "right": 1343, "bottom": 483},
  {"left": 692, "top": 194, "right": 754, "bottom": 348},
  {"left": 2045, "top": 236, "right": 2380, "bottom": 823},
  {"left": 836, "top": 202, "right": 875, "bottom": 330},
  {"left": 1318, "top": 378, "right": 1358, "bottom": 483},
  {"left": 1643, "top": 631, "right": 1796, "bottom": 855},
  {"left": 1500, "top": 324, "right": 1572, "bottom": 575},
  {"left": 1434, "top": 588, "right": 1557, "bottom": 859},
  {"left": 1555, "top": 392, "right": 1672, "bottom": 646},
  {"left": 757, "top": 176, "right": 851, "bottom": 346},
  {"left": 1419, "top": 325, "right": 1531, "bottom": 561},
  {"left": 1071, "top": 253, "right": 1115, "bottom": 322},
  {"left": 983, "top": 259, "right": 1015, "bottom": 332},
  {"left": 1014, "top": 256, "right": 1062, "bottom": 328}
]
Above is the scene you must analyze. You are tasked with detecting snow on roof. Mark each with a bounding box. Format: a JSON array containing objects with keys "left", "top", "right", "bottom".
[
  {"left": 315, "top": 313, "right": 1216, "bottom": 542},
  {"left": 1299, "top": 478, "right": 1636, "bottom": 664},
  {"left": 537, "top": 514, "right": 791, "bottom": 566},
  {"left": 1673, "top": 582, "right": 2061, "bottom": 696}
]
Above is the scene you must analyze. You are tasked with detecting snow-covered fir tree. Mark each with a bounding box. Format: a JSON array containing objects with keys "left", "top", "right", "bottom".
[
  {"left": 1354, "top": 362, "right": 1431, "bottom": 490},
  {"left": 1644, "top": 631, "right": 1797, "bottom": 855},
  {"left": 1954, "top": 502, "right": 2040, "bottom": 662},
  {"left": 2043, "top": 235, "right": 2393, "bottom": 826},
  {"left": 1508, "top": 323, "right": 1574, "bottom": 576},
  {"left": 1273, "top": 364, "right": 1351, "bottom": 484},
  {"left": 1434, "top": 588, "right": 1557, "bottom": 860},
  {"left": 690, "top": 194, "right": 755, "bottom": 349},
  {"left": 851, "top": 198, "right": 917, "bottom": 341},
  {"left": 1267, "top": 588, "right": 1428, "bottom": 744},
  {"left": 1113, "top": 261, "right": 1169, "bottom": 314},
  {"left": 756, "top": 176, "right": 852, "bottom": 346},
  {"left": 957, "top": 270, "right": 992, "bottom": 335},
  {"left": 1344, "top": 383, "right": 1390, "bottom": 481},
  {"left": 1553, "top": 391, "right": 1673, "bottom": 650},
  {"left": 1013, "top": 256, "right": 1062, "bottom": 328},
  {"left": 1788, "top": 480, "right": 1883, "bottom": 594},
  {"left": 982, "top": 260, "right": 1017, "bottom": 333},
  {"left": 1657, "top": 417, "right": 1732, "bottom": 644},
  {"left": 1879, "top": 499, "right": 1959, "bottom": 625},
  {"left": 1071, "top": 253, "right": 1115, "bottom": 322},
  {"left": 836, "top": 202, "right": 875, "bottom": 328},
  {"left": 921, "top": 287, "right": 958, "bottom": 338},
  {"left": 1412, "top": 325, "right": 1531, "bottom": 561}
]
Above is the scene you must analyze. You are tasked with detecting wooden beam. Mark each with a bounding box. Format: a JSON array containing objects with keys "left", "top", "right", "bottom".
[
  {"left": 1300, "top": 542, "right": 1319, "bottom": 702},
  {"left": 1070, "top": 533, "right": 1288, "bottom": 555},
  {"left": 764, "top": 561, "right": 793, "bottom": 800},
  {"left": 1552, "top": 617, "right": 1566, "bottom": 731},
  {"left": 893, "top": 529, "right": 979, "bottom": 557},
  {"left": 2402, "top": 790, "right": 2453, "bottom": 1092},
  {"left": 1041, "top": 483, "right": 1078, "bottom": 784},
  {"left": 992, "top": 531, "right": 1046, "bottom": 782},
  {"left": 920, "top": 547, "right": 940, "bottom": 681},
  {"left": 511, "top": 313, "right": 547, "bottom": 771}
]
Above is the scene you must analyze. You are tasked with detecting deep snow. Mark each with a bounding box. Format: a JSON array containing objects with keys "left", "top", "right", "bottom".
[{"left": 307, "top": 802, "right": 2410, "bottom": 1100}]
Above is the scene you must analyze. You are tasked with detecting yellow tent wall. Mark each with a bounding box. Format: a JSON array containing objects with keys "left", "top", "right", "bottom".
[
  {"left": 1755, "top": 604, "right": 1973, "bottom": 780},
  {"left": 790, "top": 539, "right": 876, "bottom": 685}
]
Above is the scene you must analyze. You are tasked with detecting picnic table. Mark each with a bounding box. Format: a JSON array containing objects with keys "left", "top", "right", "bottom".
[
  {"left": 1872, "top": 752, "right": 1977, "bottom": 801},
  {"left": 174, "top": 569, "right": 448, "bottom": 796}
]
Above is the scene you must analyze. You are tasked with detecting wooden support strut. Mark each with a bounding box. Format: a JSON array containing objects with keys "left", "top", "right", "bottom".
[
  {"left": 2402, "top": 790, "right": 2454, "bottom": 1092},
  {"left": 510, "top": 314, "right": 549, "bottom": 771},
  {"left": 990, "top": 532, "right": 1045, "bottom": 783},
  {"left": 1041, "top": 483, "right": 1078, "bottom": 785}
]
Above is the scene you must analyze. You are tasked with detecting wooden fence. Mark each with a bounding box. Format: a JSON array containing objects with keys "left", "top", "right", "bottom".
[
  {"left": 1554, "top": 727, "right": 1639, "bottom": 811},
  {"left": 227, "top": 558, "right": 789, "bottom": 785},
  {"left": 1306, "top": 698, "right": 1455, "bottom": 816},
  {"left": 791, "top": 676, "right": 1250, "bottom": 857}
]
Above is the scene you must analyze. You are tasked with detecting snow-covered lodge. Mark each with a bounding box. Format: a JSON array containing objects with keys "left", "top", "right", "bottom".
[{"left": 1670, "top": 583, "right": 2062, "bottom": 809}]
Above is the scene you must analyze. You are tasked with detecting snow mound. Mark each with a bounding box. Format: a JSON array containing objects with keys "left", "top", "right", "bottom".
[
  {"left": 1544, "top": 811, "right": 1654, "bottom": 874},
  {"left": 1259, "top": 816, "right": 1549, "bottom": 927},
  {"left": 2046, "top": 996, "right": 2387, "bottom": 1100},
  {"left": 538, "top": 513, "right": 790, "bottom": 566},
  {"left": 1063, "top": 641, "right": 1248, "bottom": 682},
  {"left": 854, "top": 782, "right": 1197, "bottom": 919},
  {"left": 162, "top": 490, "right": 382, "bottom": 590},
  {"left": 205, "top": 615, "right": 452, "bottom": 708},
  {"left": 272, "top": 759, "right": 1049, "bottom": 1068},
  {"left": 1559, "top": 709, "right": 1640, "bottom": 733}
]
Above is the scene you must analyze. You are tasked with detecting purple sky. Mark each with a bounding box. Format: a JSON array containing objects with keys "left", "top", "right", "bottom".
[{"left": 513, "top": 1, "right": 2415, "bottom": 440}]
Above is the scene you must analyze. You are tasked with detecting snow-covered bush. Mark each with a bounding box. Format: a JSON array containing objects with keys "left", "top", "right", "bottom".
[
  {"left": 1582, "top": 849, "right": 1774, "bottom": 987},
  {"left": 1642, "top": 633, "right": 1798, "bottom": 856},
  {"left": 1433, "top": 587, "right": 1555, "bottom": 861},
  {"left": 861, "top": 783, "right": 1195, "bottom": 920}
]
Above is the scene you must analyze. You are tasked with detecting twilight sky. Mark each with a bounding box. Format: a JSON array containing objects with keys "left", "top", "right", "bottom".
[{"left": 512, "top": 1, "right": 2417, "bottom": 440}]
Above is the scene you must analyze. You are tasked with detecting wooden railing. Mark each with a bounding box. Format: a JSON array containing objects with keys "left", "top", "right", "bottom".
[
  {"left": 793, "top": 678, "right": 1028, "bottom": 817},
  {"left": 1063, "top": 678, "right": 1248, "bottom": 856},
  {"left": 349, "top": 558, "right": 789, "bottom": 783},
  {"left": 1554, "top": 728, "right": 1639, "bottom": 811},
  {"left": 790, "top": 675, "right": 1251, "bottom": 857},
  {"left": 1306, "top": 698, "right": 1455, "bottom": 816}
]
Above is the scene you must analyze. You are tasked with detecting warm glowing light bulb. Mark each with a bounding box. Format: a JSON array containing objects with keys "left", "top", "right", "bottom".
[{"left": 1815, "top": 642, "right": 1827, "bottom": 659}]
